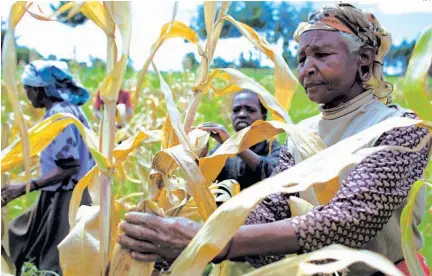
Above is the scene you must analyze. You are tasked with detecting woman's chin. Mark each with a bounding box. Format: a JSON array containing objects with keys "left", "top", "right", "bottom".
[{"left": 235, "top": 123, "right": 249, "bottom": 131}]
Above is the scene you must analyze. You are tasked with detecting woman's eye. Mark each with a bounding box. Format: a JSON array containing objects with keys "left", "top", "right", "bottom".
[
  {"left": 316, "top": 53, "right": 330, "bottom": 58},
  {"left": 247, "top": 108, "right": 256, "bottom": 113},
  {"left": 298, "top": 56, "right": 306, "bottom": 63}
]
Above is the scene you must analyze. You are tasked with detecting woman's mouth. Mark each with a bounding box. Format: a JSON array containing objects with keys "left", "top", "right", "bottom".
[{"left": 236, "top": 121, "right": 249, "bottom": 127}]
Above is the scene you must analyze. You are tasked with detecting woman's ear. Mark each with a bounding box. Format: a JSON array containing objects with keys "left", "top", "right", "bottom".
[{"left": 358, "top": 46, "right": 375, "bottom": 82}]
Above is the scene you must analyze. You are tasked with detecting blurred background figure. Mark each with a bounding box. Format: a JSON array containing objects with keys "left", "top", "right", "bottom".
[
  {"left": 93, "top": 88, "right": 133, "bottom": 128},
  {"left": 1, "top": 60, "right": 94, "bottom": 274}
]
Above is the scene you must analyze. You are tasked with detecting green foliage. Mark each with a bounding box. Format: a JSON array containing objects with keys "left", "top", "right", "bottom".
[{"left": 20, "top": 262, "right": 60, "bottom": 276}]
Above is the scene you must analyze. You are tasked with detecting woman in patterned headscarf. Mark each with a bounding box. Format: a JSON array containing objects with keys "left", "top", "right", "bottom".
[
  {"left": 1, "top": 60, "right": 95, "bottom": 274},
  {"left": 115, "top": 3, "right": 430, "bottom": 275}
]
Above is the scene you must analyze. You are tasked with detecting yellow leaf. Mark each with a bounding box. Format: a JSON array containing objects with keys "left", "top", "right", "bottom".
[
  {"left": 135, "top": 17, "right": 198, "bottom": 102},
  {"left": 79, "top": 1, "right": 115, "bottom": 36},
  {"left": 152, "top": 63, "right": 195, "bottom": 155},
  {"left": 10, "top": 1, "right": 27, "bottom": 28},
  {"left": 68, "top": 166, "right": 98, "bottom": 229},
  {"left": 68, "top": 130, "right": 161, "bottom": 229},
  {"left": 2, "top": 1, "right": 31, "bottom": 187},
  {"left": 135, "top": 18, "right": 201, "bottom": 103},
  {"left": 223, "top": 15, "right": 298, "bottom": 120},
  {"left": 1, "top": 113, "right": 106, "bottom": 172},
  {"left": 151, "top": 144, "right": 216, "bottom": 221},
  {"left": 245, "top": 244, "right": 404, "bottom": 276},
  {"left": 109, "top": 201, "right": 161, "bottom": 276},
  {"left": 289, "top": 196, "right": 315, "bottom": 217}
]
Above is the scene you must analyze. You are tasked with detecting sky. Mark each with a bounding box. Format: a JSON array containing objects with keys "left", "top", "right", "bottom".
[{"left": 1, "top": 1, "right": 432, "bottom": 71}]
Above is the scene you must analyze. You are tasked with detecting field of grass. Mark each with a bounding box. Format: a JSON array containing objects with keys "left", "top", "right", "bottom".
[{"left": 2, "top": 65, "right": 431, "bottom": 269}]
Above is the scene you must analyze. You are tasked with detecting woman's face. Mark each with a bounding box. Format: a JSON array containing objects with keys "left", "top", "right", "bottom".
[
  {"left": 297, "top": 30, "right": 360, "bottom": 105},
  {"left": 231, "top": 92, "right": 264, "bottom": 132},
  {"left": 25, "top": 86, "right": 45, "bottom": 108}
]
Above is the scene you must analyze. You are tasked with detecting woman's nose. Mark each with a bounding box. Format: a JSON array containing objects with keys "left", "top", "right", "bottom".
[
  {"left": 238, "top": 110, "right": 247, "bottom": 118},
  {"left": 304, "top": 58, "right": 316, "bottom": 76}
]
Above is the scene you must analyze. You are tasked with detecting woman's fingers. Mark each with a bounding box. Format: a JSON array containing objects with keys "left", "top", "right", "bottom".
[
  {"left": 199, "top": 126, "right": 221, "bottom": 133},
  {"left": 117, "top": 233, "right": 158, "bottom": 253},
  {"left": 130, "top": 251, "right": 162, "bottom": 263},
  {"left": 120, "top": 221, "right": 159, "bottom": 242},
  {"left": 125, "top": 212, "right": 165, "bottom": 229},
  {"left": 197, "top": 122, "right": 222, "bottom": 129}
]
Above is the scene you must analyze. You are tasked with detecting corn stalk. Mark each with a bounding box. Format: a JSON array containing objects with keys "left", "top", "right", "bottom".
[{"left": 2, "top": 2, "right": 31, "bottom": 191}]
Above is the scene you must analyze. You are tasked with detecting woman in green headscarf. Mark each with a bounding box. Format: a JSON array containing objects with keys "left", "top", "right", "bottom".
[{"left": 116, "top": 3, "right": 431, "bottom": 275}]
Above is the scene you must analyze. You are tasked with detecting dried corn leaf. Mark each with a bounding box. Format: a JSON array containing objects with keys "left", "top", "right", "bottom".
[
  {"left": 162, "top": 116, "right": 180, "bottom": 149},
  {"left": 245, "top": 244, "right": 404, "bottom": 276},
  {"left": 80, "top": 1, "right": 115, "bottom": 36},
  {"left": 1, "top": 113, "right": 105, "bottom": 173},
  {"left": 105, "top": 1, "right": 132, "bottom": 56},
  {"left": 109, "top": 201, "right": 162, "bottom": 276},
  {"left": 169, "top": 117, "right": 431, "bottom": 274},
  {"left": 135, "top": 18, "right": 200, "bottom": 103},
  {"left": 289, "top": 196, "right": 314, "bottom": 217},
  {"left": 195, "top": 1, "right": 218, "bottom": 86},
  {"left": 9, "top": 1, "right": 27, "bottom": 28},
  {"left": 58, "top": 203, "right": 122, "bottom": 276},
  {"left": 152, "top": 144, "right": 216, "bottom": 221},
  {"left": 152, "top": 63, "right": 195, "bottom": 154},
  {"left": 223, "top": 15, "right": 298, "bottom": 120},
  {"left": 2, "top": 1, "right": 31, "bottom": 188},
  {"left": 68, "top": 130, "right": 161, "bottom": 228},
  {"left": 185, "top": 2, "right": 229, "bottom": 132},
  {"left": 68, "top": 166, "right": 98, "bottom": 229}
]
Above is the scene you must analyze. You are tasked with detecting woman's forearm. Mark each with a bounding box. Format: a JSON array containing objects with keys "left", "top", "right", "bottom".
[
  {"left": 238, "top": 149, "right": 262, "bottom": 172},
  {"left": 215, "top": 219, "right": 300, "bottom": 262},
  {"left": 32, "top": 166, "right": 79, "bottom": 190}
]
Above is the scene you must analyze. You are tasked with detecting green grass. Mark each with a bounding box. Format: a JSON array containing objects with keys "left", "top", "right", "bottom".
[{"left": 2, "top": 66, "right": 432, "bottom": 270}]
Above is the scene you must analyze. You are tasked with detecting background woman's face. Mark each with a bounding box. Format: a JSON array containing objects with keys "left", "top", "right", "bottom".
[
  {"left": 231, "top": 92, "right": 264, "bottom": 132},
  {"left": 25, "top": 86, "right": 45, "bottom": 108},
  {"left": 296, "top": 30, "right": 360, "bottom": 105}
]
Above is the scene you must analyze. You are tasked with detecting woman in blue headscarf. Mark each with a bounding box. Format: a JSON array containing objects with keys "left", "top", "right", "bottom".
[{"left": 1, "top": 60, "right": 95, "bottom": 274}]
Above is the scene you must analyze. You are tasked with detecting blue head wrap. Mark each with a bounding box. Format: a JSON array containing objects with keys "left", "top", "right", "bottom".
[{"left": 21, "top": 60, "right": 89, "bottom": 105}]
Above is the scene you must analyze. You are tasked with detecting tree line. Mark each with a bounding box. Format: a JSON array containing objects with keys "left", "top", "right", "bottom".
[{"left": 2, "top": 1, "right": 429, "bottom": 76}]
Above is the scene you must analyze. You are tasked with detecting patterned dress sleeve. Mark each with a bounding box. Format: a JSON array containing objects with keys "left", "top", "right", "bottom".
[{"left": 244, "top": 113, "right": 429, "bottom": 267}]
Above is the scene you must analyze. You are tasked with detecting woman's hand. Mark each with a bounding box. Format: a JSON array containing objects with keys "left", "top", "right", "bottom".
[
  {"left": 198, "top": 123, "right": 230, "bottom": 144},
  {"left": 117, "top": 212, "right": 201, "bottom": 262},
  {"left": 1, "top": 183, "right": 27, "bottom": 207}
]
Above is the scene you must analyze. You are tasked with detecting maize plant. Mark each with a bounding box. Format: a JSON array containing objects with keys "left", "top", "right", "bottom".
[{"left": 1, "top": 1, "right": 432, "bottom": 276}]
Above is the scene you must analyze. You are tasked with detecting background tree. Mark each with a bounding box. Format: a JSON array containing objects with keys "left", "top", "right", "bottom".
[{"left": 50, "top": 1, "right": 88, "bottom": 27}]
